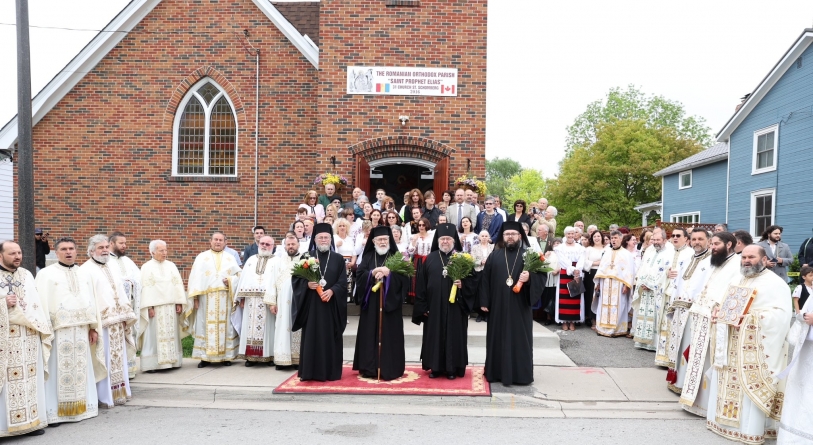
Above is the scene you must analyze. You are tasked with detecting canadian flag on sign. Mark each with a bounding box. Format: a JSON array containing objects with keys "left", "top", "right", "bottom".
[{"left": 442, "top": 85, "right": 456, "bottom": 95}]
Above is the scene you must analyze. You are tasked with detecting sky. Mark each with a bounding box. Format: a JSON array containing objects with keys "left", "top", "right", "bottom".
[{"left": 1, "top": 0, "right": 813, "bottom": 177}]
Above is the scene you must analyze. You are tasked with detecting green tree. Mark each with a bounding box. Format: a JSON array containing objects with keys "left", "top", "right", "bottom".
[
  {"left": 565, "top": 85, "right": 711, "bottom": 155},
  {"left": 504, "top": 169, "right": 546, "bottom": 209},
  {"left": 548, "top": 119, "right": 704, "bottom": 228},
  {"left": 486, "top": 157, "right": 523, "bottom": 201}
]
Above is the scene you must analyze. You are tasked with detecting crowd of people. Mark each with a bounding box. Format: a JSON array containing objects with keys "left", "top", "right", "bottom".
[{"left": 0, "top": 182, "right": 809, "bottom": 444}]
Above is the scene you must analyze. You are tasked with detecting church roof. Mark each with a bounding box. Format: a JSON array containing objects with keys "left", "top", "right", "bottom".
[
  {"left": 272, "top": 2, "right": 320, "bottom": 47},
  {"left": 0, "top": 0, "right": 319, "bottom": 149}
]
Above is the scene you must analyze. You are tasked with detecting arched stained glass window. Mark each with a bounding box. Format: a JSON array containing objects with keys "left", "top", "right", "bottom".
[{"left": 173, "top": 79, "right": 237, "bottom": 176}]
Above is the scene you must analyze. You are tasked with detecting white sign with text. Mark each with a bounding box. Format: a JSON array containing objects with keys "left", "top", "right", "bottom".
[{"left": 346, "top": 66, "right": 458, "bottom": 97}]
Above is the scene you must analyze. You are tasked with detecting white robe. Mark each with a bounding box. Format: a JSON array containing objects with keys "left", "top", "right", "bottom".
[
  {"left": 655, "top": 245, "right": 694, "bottom": 366},
  {"left": 592, "top": 247, "right": 635, "bottom": 337},
  {"left": 234, "top": 254, "right": 276, "bottom": 362},
  {"left": 267, "top": 253, "right": 302, "bottom": 366},
  {"left": 632, "top": 244, "right": 674, "bottom": 351},
  {"left": 108, "top": 254, "right": 142, "bottom": 377},
  {"left": 0, "top": 267, "right": 52, "bottom": 436},
  {"left": 35, "top": 263, "right": 106, "bottom": 424},
  {"left": 184, "top": 250, "right": 241, "bottom": 363},
  {"left": 679, "top": 253, "right": 741, "bottom": 416},
  {"left": 138, "top": 259, "right": 187, "bottom": 371},
  {"left": 707, "top": 270, "right": 791, "bottom": 444},
  {"left": 80, "top": 260, "right": 137, "bottom": 408},
  {"left": 777, "top": 297, "right": 813, "bottom": 443}
]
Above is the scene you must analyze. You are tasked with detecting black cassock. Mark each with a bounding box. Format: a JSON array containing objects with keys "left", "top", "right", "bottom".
[
  {"left": 479, "top": 246, "right": 545, "bottom": 385},
  {"left": 412, "top": 250, "right": 476, "bottom": 377},
  {"left": 352, "top": 252, "right": 408, "bottom": 380},
  {"left": 292, "top": 249, "right": 348, "bottom": 381}
]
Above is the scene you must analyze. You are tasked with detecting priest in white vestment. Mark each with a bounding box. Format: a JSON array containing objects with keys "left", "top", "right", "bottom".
[
  {"left": 267, "top": 233, "right": 303, "bottom": 369},
  {"left": 666, "top": 229, "right": 711, "bottom": 394},
  {"left": 80, "top": 235, "right": 138, "bottom": 409},
  {"left": 706, "top": 245, "right": 791, "bottom": 444},
  {"left": 632, "top": 228, "right": 674, "bottom": 351},
  {"left": 107, "top": 232, "right": 142, "bottom": 379},
  {"left": 680, "top": 232, "right": 742, "bottom": 417},
  {"left": 138, "top": 240, "right": 188, "bottom": 372},
  {"left": 35, "top": 237, "right": 106, "bottom": 425},
  {"left": 592, "top": 231, "right": 635, "bottom": 337},
  {"left": 655, "top": 228, "right": 694, "bottom": 366},
  {"left": 235, "top": 236, "right": 276, "bottom": 366},
  {"left": 0, "top": 241, "right": 52, "bottom": 437},
  {"left": 777, "top": 293, "right": 813, "bottom": 443},
  {"left": 184, "top": 232, "right": 241, "bottom": 367}
]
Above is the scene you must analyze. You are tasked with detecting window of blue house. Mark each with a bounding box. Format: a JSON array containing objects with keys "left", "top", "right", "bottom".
[
  {"left": 752, "top": 125, "right": 778, "bottom": 175},
  {"left": 679, "top": 170, "right": 692, "bottom": 189},
  {"left": 670, "top": 212, "right": 699, "bottom": 223},
  {"left": 750, "top": 188, "right": 775, "bottom": 236}
]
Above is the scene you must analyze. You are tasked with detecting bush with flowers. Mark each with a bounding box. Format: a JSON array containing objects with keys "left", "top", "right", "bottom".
[
  {"left": 454, "top": 175, "right": 487, "bottom": 196},
  {"left": 313, "top": 173, "right": 349, "bottom": 188}
]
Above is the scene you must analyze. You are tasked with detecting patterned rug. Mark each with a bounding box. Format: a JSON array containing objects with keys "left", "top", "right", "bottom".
[{"left": 273, "top": 365, "right": 491, "bottom": 396}]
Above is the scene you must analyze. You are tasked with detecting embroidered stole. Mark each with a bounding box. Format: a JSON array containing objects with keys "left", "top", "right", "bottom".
[
  {"left": 155, "top": 304, "right": 179, "bottom": 365},
  {"left": 57, "top": 326, "right": 89, "bottom": 417}
]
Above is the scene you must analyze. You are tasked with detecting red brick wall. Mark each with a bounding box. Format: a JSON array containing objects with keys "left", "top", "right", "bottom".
[
  {"left": 18, "top": 0, "right": 487, "bottom": 279},
  {"left": 21, "top": 0, "right": 318, "bottom": 276},
  {"left": 316, "top": 0, "right": 487, "bottom": 190}
]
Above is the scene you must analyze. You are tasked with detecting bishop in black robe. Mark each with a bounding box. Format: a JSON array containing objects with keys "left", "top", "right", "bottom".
[
  {"left": 412, "top": 223, "right": 476, "bottom": 379},
  {"left": 480, "top": 221, "right": 546, "bottom": 385},
  {"left": 353, "top": 226, "right": 408, "bottom": 380},
  {"left": 292, "top": 224, "right": 348, "bottom": 381}
]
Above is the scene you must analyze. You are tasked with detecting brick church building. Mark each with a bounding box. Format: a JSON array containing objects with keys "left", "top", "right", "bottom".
[{"left": 0, "top": 0, "right": 486, "bottom": 274}]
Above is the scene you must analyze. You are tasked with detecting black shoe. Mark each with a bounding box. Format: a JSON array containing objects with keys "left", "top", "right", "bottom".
[
  {"left": 245, "top": 361, "right": 255, "bottom": 367},
  {"left": 475, "top": 315, "right": 483, "bottom": 322},
  {"left": 25, "top": 429, "right": 45, "bottom": 436},
  {"left": 197, "top": 361, "right": 209, "bottom": 368},
  {"left": 47, "top": 423, "right": 60, "bottom": 428},
  {"left": 267, "top": 361, "right": 275, "bottom": 366},
  {"left": 275, "top": 365, "right": 288, "bottom": 371},
  {"left": 223, "top": 361, "right": 232, "bottom": 367},
  {"left": 447, "top": 375, "right": 456, "bottom": 380},
  {"left": 429, "top": 371, "right": 439, "bottom": 378},
  {"left": 292, "top": 365, "right": 299, "bottom": 370}
]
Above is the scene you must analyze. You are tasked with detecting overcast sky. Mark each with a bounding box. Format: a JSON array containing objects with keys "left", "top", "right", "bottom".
[{"left": 2, "top": 0, "right": 813, "bottom": 176}]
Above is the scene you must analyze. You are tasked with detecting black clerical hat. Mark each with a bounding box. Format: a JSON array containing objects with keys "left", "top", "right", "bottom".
[
  {"left": 307, "top": 223, "right": 335, "bottom": 252},
  {"left": 362, "top": 226, "right": 399, "bottom": 256},
  {"left": 430, "top": 223, "right": 463, "bottom": 252},
  {"left": 498, "top": 221, "right": 530, "bottom": 249}
]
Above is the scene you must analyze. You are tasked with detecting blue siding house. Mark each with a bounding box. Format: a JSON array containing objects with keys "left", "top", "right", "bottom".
[{"left": 656, "top": 29, "right": 813, "bottom": 252}]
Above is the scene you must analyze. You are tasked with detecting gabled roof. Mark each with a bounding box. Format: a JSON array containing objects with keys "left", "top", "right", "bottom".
[
  {"left": 716, "top": 29, "right": 813, "bottom": 141},
  {"left": 653, "top": 141, "right": 728, "bottom": 177},
  {"left": 272, "top": 2, "right": 319, "bottom": 47},
  {"left": 0, "top": 0, "right": 318, "bottom": 149}
]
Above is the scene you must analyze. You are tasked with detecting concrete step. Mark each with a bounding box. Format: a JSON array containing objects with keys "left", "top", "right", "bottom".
[{"left": 342, "top": 315, "right": 572, "bottom": 366}]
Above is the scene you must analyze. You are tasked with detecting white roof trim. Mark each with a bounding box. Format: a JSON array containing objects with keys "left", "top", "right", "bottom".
[
  {"left": 252, "top": 0, "right": 319, "bottom": 68},
  {"left": 633, "top": 201, "right": 662, "bottom": 212},
  {"left": 0, "top": 0, "right": 319, "bottom": 149},
  {"left": 716, "top": 30, "right": 813, "bottom": 142}
]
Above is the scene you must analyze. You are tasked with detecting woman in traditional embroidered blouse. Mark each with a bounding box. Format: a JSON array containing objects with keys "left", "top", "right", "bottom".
[
  {"left": 298, "top": 190, "right": 325, "bottom": 223},
  {"left": 391, "top": 225, "right": 410, "bottom": 259},
  {"left": 471, "top": 230, "right": 495, "bottom": 323},
  {"left": 582, "top": 230, "right": 604, "bottom": 330},
  {"left": 333, "top": 218, "right": 357, "bottom": 299},
  {"left": 458, "top": 216, "right": 477, "bottom": 253},
  {"left": 540, "top": 238, "right": 561, "bottom": 325},
  {"left": 407, "top": 217, "right": 434, "bottom": 303}
]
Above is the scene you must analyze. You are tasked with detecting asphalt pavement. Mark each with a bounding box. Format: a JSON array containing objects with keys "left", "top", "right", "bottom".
[
  {"left": 10, "top": 407, "right": 733, "bottom": 445},
  {"left": 546, "top": 322, "right": 660, "bottom": 368}
]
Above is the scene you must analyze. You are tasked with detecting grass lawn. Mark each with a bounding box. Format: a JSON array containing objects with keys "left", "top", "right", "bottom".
[{"left": 182, "top": 335, "right": 193, "bottom": 358}]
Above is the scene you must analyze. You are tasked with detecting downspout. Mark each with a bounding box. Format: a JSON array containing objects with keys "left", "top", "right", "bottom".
[{"left": 254, "top": 50, "right": 260, "bottom": 226}]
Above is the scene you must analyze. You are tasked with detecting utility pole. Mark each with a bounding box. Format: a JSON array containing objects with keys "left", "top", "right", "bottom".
[{"left": 16, "top": 0, "right": 36, "bottom": 275}]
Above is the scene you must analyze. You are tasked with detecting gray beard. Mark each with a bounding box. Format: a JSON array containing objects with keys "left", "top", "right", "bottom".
[
  {"left": 439, "top": 245, "right": 453, "bottom": 254},
  {"left": 653, "top": 244, "right": 663, "bottom": 252},
  {"left": 317, "top": 244, "right": 330, "bottom": 253},
  {"left": 375, "top": 245, "right": 390, "bottom": 256},
  {"left": 92, "top": 254, "right": 109, "bottom": 264},
  {"left": 258, "top": 249, "right": 273, "bottom": 257},
  {"left": 741, "top": 264, "right": 763, "bottom": 277}
]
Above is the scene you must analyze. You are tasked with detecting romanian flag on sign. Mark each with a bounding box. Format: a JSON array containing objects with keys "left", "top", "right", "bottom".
[{"left": 376, "top": 83, "right": 391, "bottom": 93}]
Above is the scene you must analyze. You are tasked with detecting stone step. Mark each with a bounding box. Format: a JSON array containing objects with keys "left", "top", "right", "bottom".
[{"left": 342, "top": 315, "right": 572, "bottom": 366}]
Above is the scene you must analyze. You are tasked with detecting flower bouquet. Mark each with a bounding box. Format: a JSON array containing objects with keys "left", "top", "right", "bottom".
[
  {"left": 512, "top": 249, "right": 553, "bottom": 293},
  {"left": 453, "top": 175, "right": 487, "bottom": 196},
  {"left": 313, "top": 173, "right": 349, "bottom": 188},
  {"left": 372, "top": 254, "right": 416, "bottom": 292},
  {"left": 291, "top": 256, "right": 324, "bottom": 296},
  {"left": 446, "top": 252, "right": 475, "bottom": 303}
]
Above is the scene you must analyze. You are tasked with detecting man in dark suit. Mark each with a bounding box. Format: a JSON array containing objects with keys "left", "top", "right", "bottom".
[{"left": 445, "top": 188, "right": 477, "bottom": 228}]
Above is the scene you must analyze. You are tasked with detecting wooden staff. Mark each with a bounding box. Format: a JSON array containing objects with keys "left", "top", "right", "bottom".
[{"left": 377, "top": 278, "right": 384, "bottom": 381}]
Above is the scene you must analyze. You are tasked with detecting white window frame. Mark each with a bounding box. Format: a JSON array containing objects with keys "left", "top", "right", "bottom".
[
  {"left": 172, "top": 78, "right": 239, "bottom": 177},
  {"left": 751, "top": 124, "right": 778, "bottom": 175},
  {"left": 670, "top": 212, "right": 700, "bottom": 223},
  {"left": 750, "top": 188, "right": 776, "bottom": 237},
  {"left": 678, "top": 170, "right": 692, "bottom": 189}
]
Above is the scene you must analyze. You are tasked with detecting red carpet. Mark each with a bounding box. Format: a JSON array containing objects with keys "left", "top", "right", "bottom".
[{"left": 273, "top": 365, "right": 491, "bottom": 396}]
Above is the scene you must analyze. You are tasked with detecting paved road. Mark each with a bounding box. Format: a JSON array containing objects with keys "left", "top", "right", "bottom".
[
  {"left": 542, "top": 321, "right": 659, "bottom": 368},
  {"left": 15, "top": 407, "right": 732, "bottom": 444}
]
